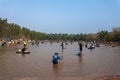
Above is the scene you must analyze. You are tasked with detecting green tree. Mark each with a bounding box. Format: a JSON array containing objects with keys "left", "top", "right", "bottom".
[
  {"left": 112, "top": 27, "right": 120, "bottom": 42},
  {"left": 97, "top": 30, "right": 108, "bottom": 42}
]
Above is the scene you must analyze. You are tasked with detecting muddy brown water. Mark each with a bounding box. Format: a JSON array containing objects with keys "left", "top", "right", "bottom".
[{"left": 0, "top": 42, "right": 120, "bottom": 80}]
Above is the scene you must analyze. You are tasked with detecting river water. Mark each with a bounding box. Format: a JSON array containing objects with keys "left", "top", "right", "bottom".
[{"left": 0, "top": 42, "right": 120, "bottom": 80}]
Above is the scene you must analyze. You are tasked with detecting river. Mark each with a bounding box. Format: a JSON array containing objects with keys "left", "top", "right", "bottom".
[{"left": 0, "top": 42, "right": 120, "bottom": 80}]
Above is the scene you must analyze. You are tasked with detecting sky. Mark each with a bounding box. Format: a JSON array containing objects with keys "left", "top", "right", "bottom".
[{"left": 0, "top": 0, "right": 120, "bottom": 34}]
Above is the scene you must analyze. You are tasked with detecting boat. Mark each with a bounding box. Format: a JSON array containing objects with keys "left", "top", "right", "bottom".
[
  {"left": 16, "top": 49, "right": 30, "bottom": 54},
  {"left": 88, "top": 45, "right": 95, "bottom": 49}
]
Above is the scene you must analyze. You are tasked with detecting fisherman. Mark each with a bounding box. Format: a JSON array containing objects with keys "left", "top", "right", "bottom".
[
  {"left": 52, "top": 53, "right": 60, "bottom": 64},
  {"left": 21, "top": 47, "right": 26, "bottom": 52},
  {"left": 76, "top": 42, "right": 83, "bottom": 56},
  {"left": 61, "top": 42, "right": 66, "bottom": 49},
  {"left": 23, "top": 40, "right": 27, "bottom": 48},
  {"left": 78, "top": 42, "right": 83, "bottom": 52}
]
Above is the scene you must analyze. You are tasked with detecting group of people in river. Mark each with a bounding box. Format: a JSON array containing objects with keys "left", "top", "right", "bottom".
[
  {"left": 1, "top": 38, "right": 120, "bottom": 65},
  {"left": 17, "top": 40, "right": 84, "bottom": 64},
  {"left": 84, "top": 41, "right": 100, "bottom": 49},
  {"left": 52, "top": 41, "right": 102, "bottom": 64},
  {"left": 52, "top": 41, "right": 83, "bottom": 64}
]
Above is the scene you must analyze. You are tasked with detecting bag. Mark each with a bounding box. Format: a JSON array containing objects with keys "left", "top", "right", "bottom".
[{"left": 76, "top": 51, "right": 81, "bottom": 55}]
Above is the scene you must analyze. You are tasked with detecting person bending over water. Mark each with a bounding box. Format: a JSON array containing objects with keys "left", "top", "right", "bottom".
[
  {"left": 21, "top": 47, "right": 26, "bottom": 52},
  {"left": 52, "top": 53, "right": 60, "bottom": 64}
]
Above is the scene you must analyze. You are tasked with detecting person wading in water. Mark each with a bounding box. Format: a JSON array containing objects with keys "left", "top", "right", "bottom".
[{"left": 77, "top": 42, "right": 83, "bottom": 55}]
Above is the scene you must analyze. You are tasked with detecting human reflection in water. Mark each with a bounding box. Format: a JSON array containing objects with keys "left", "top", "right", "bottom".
[
  {"left": 77, "top": 53, "right": 83, "bottom": 64},
  {"left": 53, "top": 63, "right": 59, "bottom": 76},
  {"left": 20, "top": 53, "right": 30, "bottom": 57},
  {"left": 60, "top": 48, "right": 64, "bottom": 61},
  {"left": 52, "top": 58, "right": 63, "bottom": 77},
  {"left": 21, "top": 53, "right": 26, "bottom": 57}
]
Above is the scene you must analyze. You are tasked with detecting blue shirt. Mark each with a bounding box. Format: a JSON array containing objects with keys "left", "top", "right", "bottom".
[{"left": 53, "top": 54, "right": 60, "bottom": 63}]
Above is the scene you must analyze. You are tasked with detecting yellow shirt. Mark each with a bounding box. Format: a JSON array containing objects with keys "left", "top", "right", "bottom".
[{"left": 23, "top": 41, "right": 27, "bottom": 45}]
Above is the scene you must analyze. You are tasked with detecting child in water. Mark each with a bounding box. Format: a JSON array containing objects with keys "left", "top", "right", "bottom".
[{"left": 52, "top": 53, "right": 60, "bottom": 64}]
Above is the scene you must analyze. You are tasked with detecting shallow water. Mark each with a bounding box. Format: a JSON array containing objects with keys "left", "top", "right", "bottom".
[{"left": 0, "top": 42, "right": 120, "bottom": 80}]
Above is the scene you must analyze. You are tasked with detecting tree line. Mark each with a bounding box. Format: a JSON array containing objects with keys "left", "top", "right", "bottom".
[{"left": 0, "top": 18, "right": 120, "bottom": 42}]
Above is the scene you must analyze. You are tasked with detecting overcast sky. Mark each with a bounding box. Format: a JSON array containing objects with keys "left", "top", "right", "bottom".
[{"left": 0, "top": 0, "right": 120, "bottom": 34}]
